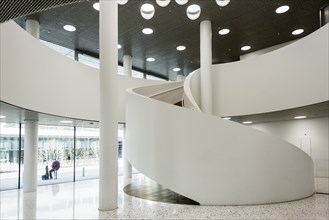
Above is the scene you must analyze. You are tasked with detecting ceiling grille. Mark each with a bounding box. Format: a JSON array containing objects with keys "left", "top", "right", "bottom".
[{"left": 0, "top": 0, "right": 85, "bottom": 23}]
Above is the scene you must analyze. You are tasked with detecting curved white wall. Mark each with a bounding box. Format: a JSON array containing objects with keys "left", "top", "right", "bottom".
[
  {"left": 0, "top": 21, "right": 163, "bottom": 122},
  {"left": 213, "top": 24, "right": 329, "bottom": 116},
  {"left": 126, "top": 86, "right": 315, "bottom": 205}
]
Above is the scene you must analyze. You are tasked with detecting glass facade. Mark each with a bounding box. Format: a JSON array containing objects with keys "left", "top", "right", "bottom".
[{"left": 0, "top": 121, "right": 127, "bottom": 191}]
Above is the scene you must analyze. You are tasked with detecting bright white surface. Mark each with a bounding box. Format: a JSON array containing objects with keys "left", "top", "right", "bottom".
[
  {"left": 183, "top": 70, "right": 201, "bottom": 111},
  {"left": 200, "top": 20, "right": 213, "bottom": 114},
  {"left": 213, "top": 24, "right": 329, "bottom": 116},
  {"left": 23, "top": 120, "right": 39, "bottom": 193},
  {"left": 126, "top": 85, "right": 315, "bottom": 205},
  {"left": 251, "top": 117, "right": 329, "bottom": 178},
  {"left": 0, "top": 21, "right": 162, "bottom": 122},
  {"left": 25, "top": 19, "right": 40, "bottom": 39},
  {"left": 99, "top": 0, "right": 119, "bottom": 210},
  {"left": 1, "top": 175, "right": 328, "bottom": 220}
]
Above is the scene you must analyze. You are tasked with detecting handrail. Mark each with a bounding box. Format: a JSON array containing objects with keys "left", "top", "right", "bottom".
[{"left": 149, "top": 85, "right": 183, "bottom": 98}]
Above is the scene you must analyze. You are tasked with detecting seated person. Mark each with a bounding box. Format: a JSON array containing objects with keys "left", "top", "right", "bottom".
[{"left": 49, "top": 160, "right": 60, "bottom": 179}]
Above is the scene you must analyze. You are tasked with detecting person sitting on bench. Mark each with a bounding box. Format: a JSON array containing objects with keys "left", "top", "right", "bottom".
[{"left": 49, "top": 160, "right": 60, "bottom": 179}]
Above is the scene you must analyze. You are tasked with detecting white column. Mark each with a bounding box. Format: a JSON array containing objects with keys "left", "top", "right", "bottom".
[
  {"left": 25, "top": 19, "right": 40, "bottom": 39},
  {"left": 23, "top": 119, "right": 38, "bottom": 193},
  {"left": 99, "top": 0, "right": 119, "bottom": 211},
  {"left": 123, "top": 124, "right": 132, "bottom": 178},
  {"left": 123, "top": 55, "right": 132, "bottom": 76},
  {"left": 176, "top": 74, "right": 185, "bottom": 82},
  {"left": 200, "top": 20, "right": 213, "bottom": 114}
]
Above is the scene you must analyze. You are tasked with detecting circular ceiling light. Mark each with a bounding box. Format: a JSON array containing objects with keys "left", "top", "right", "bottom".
[
  {"left": 223, "top": 117, "right": 231, "bottom": 120},
  {"left": 118, "top": 44, "right": 122, "bottom": 49},
  {"left": 294, "top": 116, "right": 307, "bottom": 119},
  {"left": 186, "top": 4, "right": 201, "bottom": 20},
  {"left": 147, "top": 57, "right": 155, "bottom": 62},
  {"left": 219, "top": 28, "right": 230, "bottom": 35},
  {"left": 176, "top": 45, "right": 186, "bottom": 51},
  {"left": 0, "top": 115, "right": 6, "bottom": 119},
  {"left": 142, "top": 28, "right": 153, "bottom": 34},
  {"left": 63, "top": 25, "right": 76, "bottom": 32},
  {"left": 93, "top": 2, "right": 99, "bottom": 11},
  {"left": 60, "top": 120, "right": 73, "bottom": 124},
  {"left": 175, "top": 0, "right": 188, "bottom": 5},
  {"left": 117, "top": 0, "right": 128, "bottom": 5},
  {"left": 276, "top": 5, "right": 289, "bottom": 14},
  {"left": 243, "top": 121, "right": 253, "bottom": 124},
  {"left": 241, "top": 45, "right": 251, "bottom": 51},
  {"left": 292, "top": 29, "right": 304, "bottom": 35},
  {"left": 216, "top": 0, "right": 231, "bottom": 7},
  {"left": 140, "top": 3, "right": 155, "bottom": 20},
  {"left": 173, "top": 67, "right": 181, "bottom": 72},
  {"left": 156, "top": 0, "right": 170, "bottom": 7}
]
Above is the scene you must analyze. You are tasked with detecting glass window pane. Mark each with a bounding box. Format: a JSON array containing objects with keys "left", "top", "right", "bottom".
[
  {"left": 40, "top": 40, "right": 74, "bottom": 60},
  {"left": 0, "top": 123, "right": 20, "bottom": 190},
  {"left": 78, "top": 53, "right": 100, "bottom": 69}
]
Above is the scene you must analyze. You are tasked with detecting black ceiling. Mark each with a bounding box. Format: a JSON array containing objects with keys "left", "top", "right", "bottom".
[{"left": 14, "top": 0, "right": 329, "bottom": 80}]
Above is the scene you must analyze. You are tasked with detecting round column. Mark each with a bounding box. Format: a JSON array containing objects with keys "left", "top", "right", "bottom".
[
  {"left": 123, "top": 55, "right": 132, "bottom": 76},
  {"left": 176, "top": 74, "right": 185, "bottom": 81},
  {"left": 200, "top": 20, "right": 213, "bottom": 114},
  {"left": 25, "top": 18, "right": 40, "bottom": 39},
  {"left": 99, "top": 0, "right": 119, "bottom": 211},
  {"left": 122, "top": 124, "right": 132, "bottom": 178},
  {"left": 23, "top": 119, "right": 38, "bottom": 192},
  {"left": 320, "top": 4, "right": 329, "bottom": 26}
]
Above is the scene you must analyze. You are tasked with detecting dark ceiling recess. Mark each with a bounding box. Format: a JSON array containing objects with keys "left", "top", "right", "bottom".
[
  {"left": 0, "top": 0, "right": 85, "bottom": 23},
  {"left": 12, "top": 0, "right": 329, "bottom": 80}
]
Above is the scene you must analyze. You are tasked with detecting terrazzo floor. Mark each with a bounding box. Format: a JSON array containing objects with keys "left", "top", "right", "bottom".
[{"left": 0, "top": 174, "right": 328, "bottom": 220}]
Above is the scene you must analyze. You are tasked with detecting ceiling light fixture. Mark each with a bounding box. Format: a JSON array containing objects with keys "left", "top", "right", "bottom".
[
  {"left": 175, "top": 0, "right": 188, "bottom": 5},
  {"left": 118, "top": 44, "right": 122, "bottom": 49},
  {"left": 276, "top": 5, "right": 289, "bottom": 14},
  {"left": 219, "top": 28, "right": 230, "bottom": 35},
  {"left": 294, "top": 116, "right": 307, "bottom": 119},
  {"left": 186, "top": 4, "right": 201, "bottom": 20},
  {"left": 140, "top": 3, "right": 155, "bottom": 20},
  {"left": 241, "top": 46, "right": 251, "bottom": 51},
  {"left": 0, "top": 115, "right": 6, "bottom": 119},
  {"left": 156, "top": 0, "right": 171, "bottom": 7},
  {"left": 117, "top": 0, "right": 128, "bottom": 5},
  {"left": 216, "top": 0, "right": 231, "bottom": 7},
  {"left": 243, "top": 121, "right": 253, "bottom": 124},
  {"left": 176, "top": 45, "right": 186, "bottom": 51},
  {"left": 60, "top": 120, "right": 73, "bottom": 124},
  {"left": 63, "top": 25, "right": 76, "bottom": 32},
  {"left": 142, "top": 28, "right": 153, "bottom": 35},
  {"left": 173, "top": 68, "right": 181, "bottom": 72},
  {"left": 223, "top": 117, "right": 231, "bottom": 120},
  {"left": 93, "top": 2, "right": 99, "bottom": 11},
  {"left": 292, "top": 29, "right": 304, "bottom": 35},
  {"left": 147, "top": 57, "right": 155, "bottom": 62}
]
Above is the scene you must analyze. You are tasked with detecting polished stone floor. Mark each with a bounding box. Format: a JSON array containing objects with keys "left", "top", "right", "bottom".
[{"left": 0, "top": 174, "right": 328, "bottom": 220}]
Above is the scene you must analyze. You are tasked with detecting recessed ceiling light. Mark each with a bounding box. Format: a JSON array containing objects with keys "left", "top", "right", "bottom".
[
  {"left": 118, "top": 44, "right": 122, "bottom": 49},
  {"left": 173, "top": 68, "right": 181, "bottom": 72},
  {"left": 175, "top": 0, "right": 188, "bottom": 5},
  {"left": 186, "top": 4, "right": 201, "bottom": 20},
  {"left": 117, "top": 0, "right": 128, "bottom": 5},
  {"left": 156, "top": 0, "right": 170, "bottom": 7},
  {"left": 294, "top": 116, "right": 307, "bottom": 119},
  {"left": 223, "top": 117, "right": 231, "bottom": 120},
  {"left": 60, "top": 120, "right": 73, "bottom": 124},
  {"left": 241, "top": 46, "right": 251, "bottom": 51},
  {"left": 93, "top": 2, "right": 99, "bottom": 11},
  {"left": 142, "top": 28, "right": 153, "bottom": 35},
  {"left": 147, "top": 57, "right": 155, "bottom": 62},
  {"left": 140, "top": 3, "right": 155, "bottom": 20},
  {"left": 216, "top": 0, "right": 231, "bottom": 7},
  {"left": 63, "top": 25, "right": 76, "bottom": 32},
  {"left": 243, "top": 121, "right": 253, "bottom": 124},
  {"left": 0, "top": 115, "right": 6, "bottom": 119},
  {"left": 292, "top": 29, "right": 304, "bottom": 35},
  {"left": 276, "top": 5, "right": 289, "bottom": 14},
  {"left": 219, "top": 28, "right": 230, "bottom": 35},
  {"left": 176, "top": 45, "right": 186, "bottom": 51}
]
